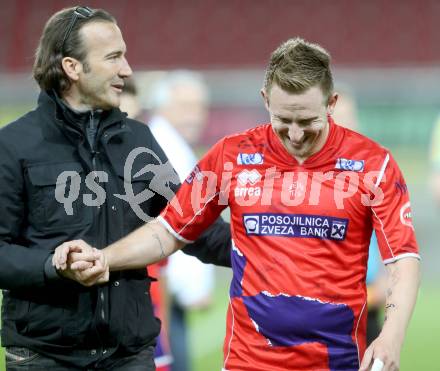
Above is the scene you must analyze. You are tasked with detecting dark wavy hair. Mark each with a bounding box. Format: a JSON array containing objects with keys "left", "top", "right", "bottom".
[{"left": 33, "top": 6, "right": 115, "bottom": 94}]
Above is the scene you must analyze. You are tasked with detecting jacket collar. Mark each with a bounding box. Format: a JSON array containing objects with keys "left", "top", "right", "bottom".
[{"left": 37, "top": 90, "right": 127, "bottom": 134}]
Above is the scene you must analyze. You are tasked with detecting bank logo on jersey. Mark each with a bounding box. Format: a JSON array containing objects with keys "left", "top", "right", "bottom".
[
  {"left": 335, "top": 158, "right": 365, "bottom": 172},
  {"left": 237, "top": 153, "right": 264, "bottom": 165},
  {"left": 243, "top": 215, "right": 260, "bottom": 233},
  {"left": 243, "top": 213, "right": 348, "bottom": 240},
  {"left": 330, "top": 220, "right": 347, "bottom": 240}
]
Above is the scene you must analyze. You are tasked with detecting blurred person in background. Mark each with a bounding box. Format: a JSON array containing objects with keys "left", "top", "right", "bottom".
[
  {"left": 0, "top": 6, "right": 231, "bottom": 370},
  {"left": 119, "top": 77, "right": 144, "bottom": 120},
  {"left": 430, "top": 115, "right": 440, "bottom": 207},
  {"left": 147, "top": 71, "right": 215, "bottom": 371},
  {"left": 120, "top": 78, "right": 172, "bottom": 371},
  {"left": 61, "top": 37, "right": 421, "bottom": 371},
  {"left": 332, "top": 87, "right": 387, "bottom": 345}
]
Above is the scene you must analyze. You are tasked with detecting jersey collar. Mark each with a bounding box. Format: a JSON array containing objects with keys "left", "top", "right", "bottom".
[{"left": 267, "top": 116, "right": 342, "bottom": 168}]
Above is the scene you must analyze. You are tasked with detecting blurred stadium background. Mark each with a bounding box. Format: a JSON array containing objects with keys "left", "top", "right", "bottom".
[{"left": 0, "top": 0, "right": 439, "bottom": 370}]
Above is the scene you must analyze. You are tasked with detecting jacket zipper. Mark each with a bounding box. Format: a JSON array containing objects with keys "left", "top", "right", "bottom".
[
  {"left": 89, "top": 111, "right": 98, "bottom": 178},
  {"left": 89, "top": 110, "right": 106, "bottom": 358}
]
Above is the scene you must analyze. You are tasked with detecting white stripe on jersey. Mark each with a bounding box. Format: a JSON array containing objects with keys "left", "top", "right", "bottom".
[
  {"left": 375, "top": 153, "right": 390, "bottom": 187},
  {"left": 355, "top": 300, "right": 367, "bottom": 367},
  {"left": 383, "top": 252, "right": 421, "bottom": 265},
  {"left": 157, "top": 215, "right": 194, "bottom": 244}
]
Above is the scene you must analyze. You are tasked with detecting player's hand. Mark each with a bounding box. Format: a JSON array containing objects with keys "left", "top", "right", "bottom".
[
  {"left": 359, "top": 332, "right": 402, "bottom": 371},
  {"left": 53, "top": 240, "right": 109, "bottom": 286},
  {"left": 53, "top": 240, "right": 96, "bottom": 270}
]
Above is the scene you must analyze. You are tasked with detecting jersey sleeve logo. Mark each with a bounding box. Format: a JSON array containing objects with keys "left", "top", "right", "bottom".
[
  {"left": 399, "top": 201, "right": 414, "bottom": 229},
  {"left": 185, "top": 165, "right": 203, "bottom": 184},
  {"left": 395, "top": 181, "right": 408, "bottom": 194}
]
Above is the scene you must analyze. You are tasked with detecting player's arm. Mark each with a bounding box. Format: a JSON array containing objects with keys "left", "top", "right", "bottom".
[
  {"left": 182, "top": 217, "right": 231, "bottom": 267},
  {"left": 61, "top": 138, "right": 229, "bottom": 282},
  {"left": 361, "top": 151, "right": 421, "bottom": 370},
  {"left": 61, "top": 219, "right": 184, "bottom": 280},
  {"left": 104, "top": 218, "right": 185, "bottom": 271},
  {"left": 360, "top": 256, "right": 420, "bottom": 371}
]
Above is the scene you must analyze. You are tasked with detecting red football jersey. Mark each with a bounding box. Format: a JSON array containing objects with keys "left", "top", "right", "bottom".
[{"left": 159, "top": 118, "right": 419, "bottom": 371}]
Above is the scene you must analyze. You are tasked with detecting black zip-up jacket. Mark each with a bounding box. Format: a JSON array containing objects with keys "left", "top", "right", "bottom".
[{"left": 0, "top": 91, "right": 231, "bottom": 367}]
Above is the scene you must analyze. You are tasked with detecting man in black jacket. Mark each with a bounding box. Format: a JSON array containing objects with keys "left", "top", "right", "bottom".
[{"left": 0, "top": 6, "right": 230, "bottom": 370}]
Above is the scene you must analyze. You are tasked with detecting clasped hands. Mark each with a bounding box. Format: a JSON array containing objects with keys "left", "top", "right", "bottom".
[{"left": 52, "top": 240, "right": 109, "bottom": 286}]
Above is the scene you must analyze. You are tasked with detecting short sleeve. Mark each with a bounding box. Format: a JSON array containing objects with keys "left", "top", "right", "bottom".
[
  {"left": 371, "top": 152, "right": 420, "bottom": 264},
  {"left": 158, "top": 138, "right": 229, "bottom": 243}
]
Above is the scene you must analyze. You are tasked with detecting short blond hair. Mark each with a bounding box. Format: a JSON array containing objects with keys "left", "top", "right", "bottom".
[{"left": 263, "top": 37, "right": 334, "bottom": 99}]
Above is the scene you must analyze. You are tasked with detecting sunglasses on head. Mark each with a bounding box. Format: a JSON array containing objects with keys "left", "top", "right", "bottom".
[{"left": 61, "top": 6, "right": 94, "bottom": 52}]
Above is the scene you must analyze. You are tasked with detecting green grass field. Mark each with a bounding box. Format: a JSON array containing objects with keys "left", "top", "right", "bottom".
[{"left": 2, "top": 283, "right": 438, "bottom": 370}]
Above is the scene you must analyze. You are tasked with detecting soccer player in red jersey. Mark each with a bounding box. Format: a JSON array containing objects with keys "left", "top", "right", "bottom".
[{"left": 60, "top": 38, "right": 420, "bottom": 371}]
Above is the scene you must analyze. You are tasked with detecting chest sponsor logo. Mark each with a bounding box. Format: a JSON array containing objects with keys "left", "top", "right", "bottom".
[
  {"left": 243, "top": 213, "right": 348, "bottom": 240},
  {"left": 237, "top": 153, "right": 264, "bottom": 165},
  {"left": 335, "top": 158, "right": 365, "bottom": 172},
  {"left": 237, "top": 169, "right": 261, "bottom": 186},
  {"left": 235, "top": 169, "right": 262, "bottom": 197}
]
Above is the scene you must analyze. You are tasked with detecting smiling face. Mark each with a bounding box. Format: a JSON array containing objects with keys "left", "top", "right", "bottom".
[
  {"left": 262, "top": 84, "right": 337, "bottom": 161},
  {"left": 67, "top": 21, "right": 132, "bottom": 110}
]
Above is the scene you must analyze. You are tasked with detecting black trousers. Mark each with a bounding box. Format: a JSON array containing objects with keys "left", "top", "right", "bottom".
[
  {"left": 5, "top": 345, "right": 156, "bottom": 371},
  {"left": 169, "top": 301, "right": 189, "bottom": 371}
]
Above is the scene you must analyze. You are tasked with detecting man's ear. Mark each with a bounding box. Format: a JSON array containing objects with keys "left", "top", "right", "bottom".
[
  {"left": 261, "top": 88, "right": 270, "bottom": 111},
  {"left": 61, "top": 57, "right": 83, "bottom": 82},
  {"left": 327, "top": 93, "right": 338, "bottom": 115}
]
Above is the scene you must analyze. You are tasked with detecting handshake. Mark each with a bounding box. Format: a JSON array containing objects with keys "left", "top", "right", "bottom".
[{"left": 52, "top": 240, "right": 110, "bottom": 286}]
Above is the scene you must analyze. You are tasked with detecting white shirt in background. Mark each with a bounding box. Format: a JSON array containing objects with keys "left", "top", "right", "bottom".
[{"left": 149, "top": 115, "right": 214, "bottom": 307}]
